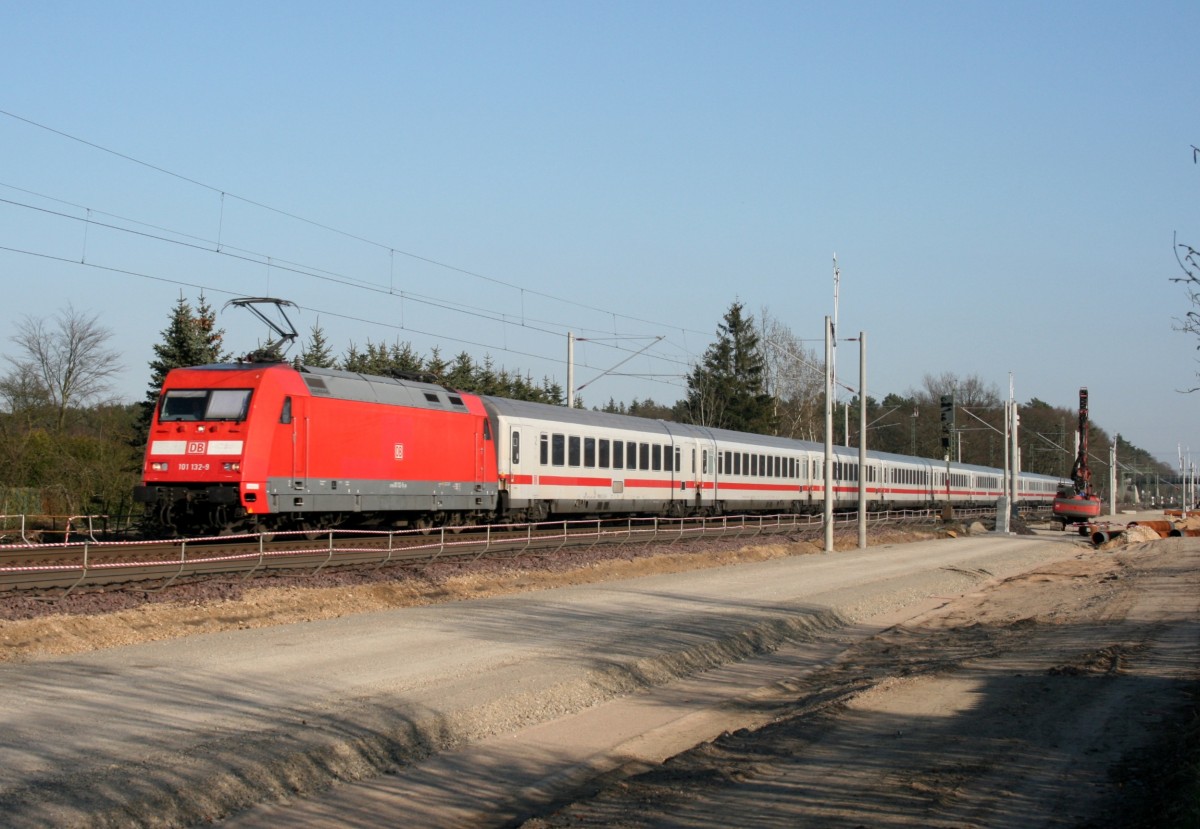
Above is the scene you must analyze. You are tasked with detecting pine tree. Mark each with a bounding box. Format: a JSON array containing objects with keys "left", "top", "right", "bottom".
[
  {"left": 133, "top": 295, "right": 228, "bottom": 448},
  {"left": 445, "top": 352, "right": 477, "bottom": 390},
  {"left": 300, "top": 321, "right": 336, "bottom": 368},
  {"left": 193, "top": 294, "right": 227, "bottom": 365},
  {"left": 424, "top": 346, "right": 449, "bottom": 383},
  {"left": 683, "top": 301, "right": 776, "bottom": 434}
]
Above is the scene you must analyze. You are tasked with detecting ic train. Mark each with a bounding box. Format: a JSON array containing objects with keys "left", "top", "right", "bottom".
[{"left": 134, "top": 361, "right": 1065, "bottom": 535}]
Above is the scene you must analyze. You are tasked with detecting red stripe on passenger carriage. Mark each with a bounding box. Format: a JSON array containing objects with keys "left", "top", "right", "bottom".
[
  {"left": 536, "top": 475, "right": 615, "bottom": 487},
  {"left": 716, "top": 482, "right": 805, "bottom": 493},
  {"left": 500, "top": 477, "right": 1048, "bottom": 501}
]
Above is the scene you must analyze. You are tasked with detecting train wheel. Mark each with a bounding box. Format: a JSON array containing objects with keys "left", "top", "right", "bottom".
[{"left": 213, "top": 506, "right": 238, "bottom": 536}]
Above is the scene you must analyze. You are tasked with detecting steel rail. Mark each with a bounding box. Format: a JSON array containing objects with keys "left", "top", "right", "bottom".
[{"left": 0, "top": 506, "right": 1022, "bottom": 596}]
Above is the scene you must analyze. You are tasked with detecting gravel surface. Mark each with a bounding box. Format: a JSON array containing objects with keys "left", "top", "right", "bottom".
[
  {"left": 518, "top": 534, "right": 1200, "bottom": 829},
  {"left": 3, "top": 515, "right": 1194, "bottom": 828}
]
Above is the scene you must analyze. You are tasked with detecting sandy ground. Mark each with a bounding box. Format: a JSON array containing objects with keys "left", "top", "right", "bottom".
[
  {"left": 0, "top": 530, "right": 895, "bottom": 662},
  {"left": 517, "top": 532, "right": 1200, "bottom": 829},
  {"left": 2, "top": 518, "right": 1197, "bottom": 827}
]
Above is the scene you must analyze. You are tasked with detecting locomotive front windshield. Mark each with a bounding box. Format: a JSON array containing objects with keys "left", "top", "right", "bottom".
[{"left": 159, "top": 389, "right": 252, "bottom": 422}]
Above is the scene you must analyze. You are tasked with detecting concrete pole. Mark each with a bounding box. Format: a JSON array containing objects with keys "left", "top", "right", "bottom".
[
  {"left": 566, "top": 331, "right": 575, "bottom": 408},
  {"left": 1009, "top": 398, "right": 1019, "bottom": 510},
  {"left": 824, "top": 316, "right": 834, "bottom": 553},
  {"left": 1109, "top": 440, "right": 1117, "bottom": 517},
  {"left": 857, "top": 331, "right": 867, "bottom": 549},
  {"left": 1003, "top": 400, "right": 1010, "bottom": 496}
]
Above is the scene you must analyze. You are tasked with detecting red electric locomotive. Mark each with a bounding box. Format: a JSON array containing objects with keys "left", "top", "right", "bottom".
[{"left": 134, "top": 362, "right": 499, "bottom": 535}]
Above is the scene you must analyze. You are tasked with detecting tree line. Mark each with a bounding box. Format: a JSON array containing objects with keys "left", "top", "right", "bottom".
[{"left": 0, "top": 295, "right": 1177, "bottom": 524}]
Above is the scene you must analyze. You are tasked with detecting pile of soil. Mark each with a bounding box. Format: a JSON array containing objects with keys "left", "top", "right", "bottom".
[{"left": 0, "top": 524, "right": 936, "bottom": 662}]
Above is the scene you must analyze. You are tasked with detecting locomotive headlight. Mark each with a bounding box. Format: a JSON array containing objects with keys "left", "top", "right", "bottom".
[
  {"left": 223, "top": 461, "right": 241, "bottom": 471},
  {"left": 150, "top": 462, "right": 169, "bottom": 472}
]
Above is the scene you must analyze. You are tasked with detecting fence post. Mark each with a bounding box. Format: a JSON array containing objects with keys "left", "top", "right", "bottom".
[{"left": 60, "top": 542, "right": 91, "bottom": 598}]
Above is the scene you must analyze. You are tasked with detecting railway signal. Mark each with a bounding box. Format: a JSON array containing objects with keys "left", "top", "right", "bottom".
[{"left": 940, "top": 394, "right": 954, "bottom": 451}]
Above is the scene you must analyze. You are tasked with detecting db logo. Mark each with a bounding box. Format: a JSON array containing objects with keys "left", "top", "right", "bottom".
[{"left": 187, "top": 441, "right": 206, "bottom": 455}]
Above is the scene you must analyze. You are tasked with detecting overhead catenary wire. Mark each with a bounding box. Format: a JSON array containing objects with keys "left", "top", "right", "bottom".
[
  {"left": 0, "top": 109, "right": 818, "bottom": 400},
  {"left": 0, "top": 191, "right": 697, "bottom": 377},
  {"left": 0, "top": 109, "right": 713, "bottom": 338},
  {"left": 0, "top": 242, "right": 691, "bottom": 389}
]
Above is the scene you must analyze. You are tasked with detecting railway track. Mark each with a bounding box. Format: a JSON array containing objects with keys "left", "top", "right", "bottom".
[{"left": 0, "top": 508, "right": 1007, "bottom": 596}]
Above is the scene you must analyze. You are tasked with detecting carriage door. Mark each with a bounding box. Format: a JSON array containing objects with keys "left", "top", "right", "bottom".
[
  {"left": 699, "top": 435, "right": 718, "bottom": 511},
  {"left": 506, "top": 425, "right": 522, "bottom": 483}
]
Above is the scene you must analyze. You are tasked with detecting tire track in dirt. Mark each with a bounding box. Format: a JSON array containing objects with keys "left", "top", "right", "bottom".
[{"left": 519, "top": 540, "right": 1200, "bottom": 829}]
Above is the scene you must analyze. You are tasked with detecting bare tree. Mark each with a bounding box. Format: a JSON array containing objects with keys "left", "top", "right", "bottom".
[
  {"left": 1173, "top": 235, "right": 1200, "bottom": 391},
  {"left": 4, "top": 304, "right": 122, "bottom": 431},
  {"left": 759, "top": 308, "right": 824, "bottom": 440},
  {"left": 1171, "top": 146, "right": 1200, "bottom": 390},
  {"left": 917, "top": 371, "right": 1000, "bottom": 409}
]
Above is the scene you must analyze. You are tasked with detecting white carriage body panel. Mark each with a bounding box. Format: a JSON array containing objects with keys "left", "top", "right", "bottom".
[{"left": 481, "top": 395, "right": 1065, "bottom": 518}]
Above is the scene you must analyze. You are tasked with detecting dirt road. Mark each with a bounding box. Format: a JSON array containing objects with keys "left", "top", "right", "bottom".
[
  {"left": 519, "top": 535, "right": 1200, "bottom": 829},
  {"left": 1, "top": 521, "right": 1196, "bottom": 828}
]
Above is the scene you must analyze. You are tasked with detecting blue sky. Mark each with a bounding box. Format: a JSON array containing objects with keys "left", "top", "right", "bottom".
[{"left": 1, "top": 1, "right": 1197, "bottom": 466}]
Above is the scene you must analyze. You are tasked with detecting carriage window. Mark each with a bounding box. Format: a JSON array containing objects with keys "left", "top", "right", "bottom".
[
  {"left": 552, "top": 434, "right": 565, "bottom": 466},
  {"left": 652, "top": 444, "right": 662, "bottom": 471},
  {"left": 584, "top": 437, "right": 596, "bottom": 468},
  {"left": 639, "top": 443, "right": 650, "bottom": 470},
  {"left": 734, "top": 453, "right": 742, "bottom": 475},
  {"left": 511, "top": 431, "right": 520, "bottom": 464},
  {"left": 628, "top": 442, "right": 638, "bottom": 469},
  {"left": 540, "top": 434, "right": 549, "bottom": 465},
  {"left": 750, "top": 455, "right": 758, "bottom": 476},
  {"left": 599, "top": 439, "right": 610, "bottom": 468},
  {"left": 279, "top": 396, "right": 292, "bottom": 424},
  {"left": 613, "top": 440, "right": 624, "bottom": 469},
  {"left": 569, "top": 436, "right": 581, "bottom": 466}
]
